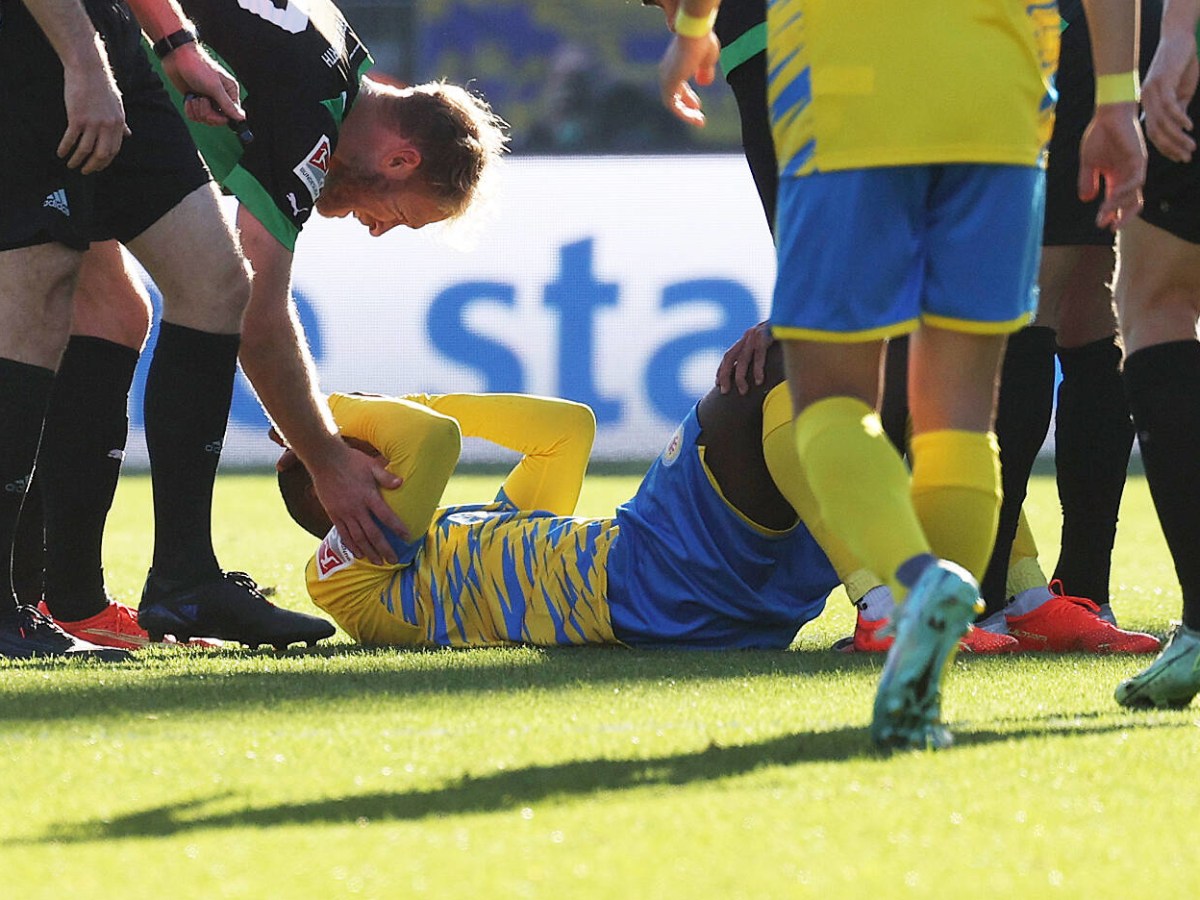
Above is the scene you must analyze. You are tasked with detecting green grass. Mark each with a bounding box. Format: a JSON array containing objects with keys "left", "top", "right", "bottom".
[{"left": 3, "top": 470, "right": 1197, "bottom": 898}]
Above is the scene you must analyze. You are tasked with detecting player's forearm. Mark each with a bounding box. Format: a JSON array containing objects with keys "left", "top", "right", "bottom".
[
  {"left": 240, "top": 300, "right": 345, "bottom": 472},
  {"left": 123, "top": 0, "right": 194, "bottom": 42},
  {"left": 402, "top": 393, "right": 593, "bottom": 515},
  {"left": 236, "top": 213, "right": 343, "bottom": 472},
  {"left": 25, "top": 0, "right": 108, "bottom": 72},
  {"left": 241, "top": 307, "right": 342, "bottom": 467},
  {"left": 1082, "top": 0, "right": 1142, "bottom": 76},
  {"left": 679, "top": 0, "right": 720, "bottom": 19},
  {"left": 1163, "top": 0, "right": 1200, "bottom": 37},
  {"left": 432, "top": 394, "right": 595, "bottom": 515},
  {"left": 411, "top": 393, "right": 596, "bottom": 459}
]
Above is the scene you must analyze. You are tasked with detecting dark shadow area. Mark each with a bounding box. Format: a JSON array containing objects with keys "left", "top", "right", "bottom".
[
  {"left": 20, "top": 715, "right": 1186, "bottom": 845},
  {"left": 0, "top": 645, "right": 899, "bottom": 724}
]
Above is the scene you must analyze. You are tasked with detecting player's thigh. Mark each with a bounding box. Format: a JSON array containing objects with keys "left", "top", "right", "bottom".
[
  {"left": 0, "top": 244, "right": 82, "bottom": 368},
  {"left": 780, "top": 338, "right": 885, "bottom": 414},
  {"left": 97, "top": 22, "right": 248, "bottom": 334},
  {"left": 125, "top": 184, "right": 250, "bottom": 334},
  {"left": 921, "top": 164, "right": 1042, "bottom": 333},
  {"left": 1041, "top": 245, "right": 1117, "bottom": 348},
  {"left": 89, "top": 0, "right": 211, "bottom": 246},
  {"left": 1041, "top": 12, "right": 1114, "bottom": 252},
  {"left": 1117, "top": 129, "right": 1200, "bottom": 356},
  {"left": 907, "top": 326, "right": 1007, "bottom": 434},
  {"left": 72, "top": 241, "right": 153, "bottom": 350},
  {"left": 1039, "top": 38, "right": 1118, "bottom": 347},
  {"left": 772, "top": 168, "right": 926, "bottom": 341},
  {"left": 1114, "top": 217, "right": 1200, "bottom": 356}
]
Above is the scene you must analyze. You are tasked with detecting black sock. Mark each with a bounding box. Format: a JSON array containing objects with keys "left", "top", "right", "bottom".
[
  {"left": 0, "top": 358, "right": 55, "bottom": 619},
  {"left": 879, "top": 334, "right": 910, "bottom": 458},
  {"left": 979, "top": 326, "right": 1057, "bottom": 615},
  {"left": 143, "top": 322, "right": 239, "bottom": 587},
  {"left": 11, "top": 474, "right": 44, "bottom": 606},
  {"left": 1052, "top": 335, "right": 1134, "bottom": 604},
  {"left": 1123, "top": 342, "right": 1200, "bottom": 631},
  {"left": 35, "top": 337, "right": 140, "bottom": 620}
]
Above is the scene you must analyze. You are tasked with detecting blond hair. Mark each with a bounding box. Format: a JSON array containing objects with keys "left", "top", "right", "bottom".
[{"left": 384, "top": 81, "right": 509, "bottom": 219}]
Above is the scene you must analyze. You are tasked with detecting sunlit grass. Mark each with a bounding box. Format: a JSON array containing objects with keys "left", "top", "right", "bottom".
[{"left": 2, "top": 471, "right": 1195, "bottom": 898}]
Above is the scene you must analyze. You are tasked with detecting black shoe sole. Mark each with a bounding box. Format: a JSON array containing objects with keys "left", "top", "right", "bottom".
[
  {"left": 0, "top": 643, "right": 131, "bottom": 662},
  {"left": 139, "top": 605, "right": 333, "bottom": 650}
]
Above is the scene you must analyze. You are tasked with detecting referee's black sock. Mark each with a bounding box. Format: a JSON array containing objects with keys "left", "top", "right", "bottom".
[
  {"left": 0, "top": 358, "right": 55, "bottom": 620},
  {"left": 1123, "top": 341, "right": 1200, "bottom": 632},
  {"left": 36, "top": 336, "right": 140, "bottom": 621},
  {"left": 143, "top": 322, "right": 239, "bottom": 588},
  {"left": 979, "top": 326, "right": 1057, "bottom": 616},
  {"left": 1052, "top": 335, "right": 1134, "bottom": 604},
  {"left": 11, "top": 475, "right": 44, "bottom": 606},
  {"left": 879, "top": 334, "right": 910, "bottom": 457}
]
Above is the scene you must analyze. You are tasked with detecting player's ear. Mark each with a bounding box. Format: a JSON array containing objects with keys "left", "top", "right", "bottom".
[{"left": 383, "top": 143, "right": 422, "bottom": 180}]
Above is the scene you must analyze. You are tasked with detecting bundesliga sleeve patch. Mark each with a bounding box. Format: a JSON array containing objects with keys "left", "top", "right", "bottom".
[
  {"left": 661, "top": 423, "right": 685, "bottom": 467},
  {"left": 293, "top": 135, "right": 332, "bottom": 202},
  {"left": 316, "top": 527, "right": 355, "bottom": 580}
]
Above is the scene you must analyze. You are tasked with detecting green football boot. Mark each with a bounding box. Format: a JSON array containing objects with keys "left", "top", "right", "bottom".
[
  {"left": 870, "top": 559, "right": 983, "bottom": 751},
  {"left": 1115, "top": 623, "right": 1200, "bottom": 710}
]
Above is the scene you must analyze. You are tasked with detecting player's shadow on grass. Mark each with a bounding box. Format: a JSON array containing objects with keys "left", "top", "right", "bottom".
[
  {"left": 25, "top": 716, "right": 1189, "bottom": 845},
  {"left": 0, "top": 646, "right": 906, "bottom": 724}
]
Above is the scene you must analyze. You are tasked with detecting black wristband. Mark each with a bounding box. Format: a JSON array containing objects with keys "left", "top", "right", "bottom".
[{"left": 152, "top": 28, "right": 197, "bottom": 60}]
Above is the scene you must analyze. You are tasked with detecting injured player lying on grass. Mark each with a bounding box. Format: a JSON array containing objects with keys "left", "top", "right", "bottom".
[{"left": 277, "top": 344, "right": 1050, "bottom": 653}]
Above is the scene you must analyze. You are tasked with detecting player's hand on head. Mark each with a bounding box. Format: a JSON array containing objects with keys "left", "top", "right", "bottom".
[
  {"left": 1141, "top": 33, "right": 1199, "bottom": 164},
  {"left": 716, "top": 321, "right": 773, "bottom": 395},
  {"left": 59, "top": 56, "right": 130, "bottom": 174},
  {"left": 1078, "top": 104, "right": 1147, "bottom": 231},
  {"left": 310, "top": 442, "right": 407, "bottom": 566},
  {"left": 165, "top": 44, "right": 246, "bottom": 127},
  {"left": 658, "top": 34, "right": 720, "bottom": 126}
]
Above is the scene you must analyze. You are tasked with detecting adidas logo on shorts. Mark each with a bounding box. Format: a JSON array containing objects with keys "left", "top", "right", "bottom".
[{"left": 43, "top": 189, "right": 70, "bottom": 216}]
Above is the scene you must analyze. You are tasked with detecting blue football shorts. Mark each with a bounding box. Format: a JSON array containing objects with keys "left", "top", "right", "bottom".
[{"left": 770, "top": 163, "right": 1045, "bottom": 341}]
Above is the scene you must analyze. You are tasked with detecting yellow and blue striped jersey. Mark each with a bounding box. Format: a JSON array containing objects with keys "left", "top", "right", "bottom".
[
  {"left": 304, "top": 391, "right": 617, "bottom": 648},
  {"left": 302, "top": 390, "right": 837, "bottom": 651},
  {"left": 768, "top": 0, "right": 1060, "bottom": 176},
  {"left": 307, "top": 498, "right": 619, "bottom": 647}
]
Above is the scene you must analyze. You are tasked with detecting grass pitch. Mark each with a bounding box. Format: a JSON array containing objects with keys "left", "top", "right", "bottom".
[{"left": 2, "top": 469, "right": 1197, "bottom": 898}]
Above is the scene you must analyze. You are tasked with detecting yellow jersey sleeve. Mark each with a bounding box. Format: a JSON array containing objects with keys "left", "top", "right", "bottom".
[
  {"left": 403, "top": 393, "right": 596, "bottom": 515},
  {"left": 326, "top": 392, "right": 461, "bottom": 538},
  {"left": 306, "top": 393, "right": 605, "bottom": 648}
]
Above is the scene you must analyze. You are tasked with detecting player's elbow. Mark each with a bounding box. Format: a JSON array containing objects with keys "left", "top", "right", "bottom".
[
  {"left": 427, "top": 410, "right": 463, "bottom": 462},
  {"left": 560, "top": 400, "right": 597, "bottom": 452}
]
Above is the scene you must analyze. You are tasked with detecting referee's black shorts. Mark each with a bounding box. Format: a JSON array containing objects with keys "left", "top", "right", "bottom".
[
  {"left": 1043, "top": 5, "right": 1161, "bottom": 248},
  {"left": 1141, "top": 88, "right": 1200, "bottom": 245},
  {"left": 0, "top": 0, "right": 210, "bottom": 252}
]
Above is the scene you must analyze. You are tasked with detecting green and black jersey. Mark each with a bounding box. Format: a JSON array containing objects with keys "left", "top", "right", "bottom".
[
  {"left": 715, "top": 0, "right": 765, "bottom": 79},
  {"left": 166, "top": 0, "right": 373, "bottom": 250}
]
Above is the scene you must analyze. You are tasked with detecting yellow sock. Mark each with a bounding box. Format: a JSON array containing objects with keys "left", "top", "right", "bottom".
[
  {"left": 910, "top": 430, "right": 1001, "bottom": 583},
  {"left": 761, "top": 385, "right": 875, "bottom": 592},
  {"left": 1006, "top": 509, "right": 1048, "bottom": 597},
  {"left": 794, "top": 396, "right": 929, "bottom": 597}
]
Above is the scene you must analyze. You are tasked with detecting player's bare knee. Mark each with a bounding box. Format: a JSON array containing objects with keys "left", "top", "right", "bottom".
[
  {"left": 162, "top": 252, "right": 251, "bottom": 334},
  {"left": 0, "top": 246, "right": 80, "bottom": 365},
  {"left": 212, "top": 254, "right": 253, "bottom": 320},
  {"left": 73, "top": 246, "right": 153, "bottom": 349}
]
